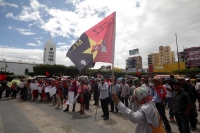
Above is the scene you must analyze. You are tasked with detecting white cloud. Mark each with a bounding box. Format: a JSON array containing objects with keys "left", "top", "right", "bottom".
[
  {"left": 7, "top": 26, "right": 12, "bottom": 29},
  {"left": 28, "top": 24, "right": 33, "bottom": 27},
  {"left": 27, "top": 55, "right": 41, "bottom": 60},
  {"left": 57, "top": 42, "right": 67, "bottom": 45},
  {"left": 0, "top": 45, "right": 73, "bottom": 66},
  {"left": 0, "top": 0, "right": 18, "bottom": 8},
  {"left": 26, "top": 43, "right": 38, "bottom": 46},
  {"left": 16, "top": 28, "right": 35, "bottom": 35},
  {"left": 4, "top": 0, "right": 200, "bottom": 69},
  {"left": 6, "top": 12, "right": 15, "bottom": 19},
  {"left": 34, "top": 37, "right": 43, "bottom": 39}
]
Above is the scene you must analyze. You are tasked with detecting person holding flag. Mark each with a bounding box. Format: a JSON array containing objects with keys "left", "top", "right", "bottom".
[{"left": 66, "top": 11, "right": 116, "bottom": 119}]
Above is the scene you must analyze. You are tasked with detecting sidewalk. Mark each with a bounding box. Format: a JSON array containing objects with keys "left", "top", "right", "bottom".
[{"left": 1, "top": 97, "right": 200, "bottom": 133}]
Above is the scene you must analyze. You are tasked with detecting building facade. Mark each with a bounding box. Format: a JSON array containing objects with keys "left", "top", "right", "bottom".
[
  {"left": 126, "top": 56, "right": 142, "bottom": 72},
  {"left": 148, "top": 46, "right": 175, "bottom": 65},
  {"left": 43, "top": 38, "right": 56, "bottom": 65},
  {"left": 159, "top": 46, "right": 175, "bottom": 64},
  {"left": 184, "top": 46, "right": 200, "bottom": 68},
  {"left": 178, "top": 52, "right": 185, "bottom": 62},
  {"left": 0, "top": 59, "right": 39, "bottom": 75}
]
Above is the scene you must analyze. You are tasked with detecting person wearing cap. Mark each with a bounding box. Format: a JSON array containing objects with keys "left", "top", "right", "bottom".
[
  {"left": 173, "top": 81, "right": 192, "bottom": 133},
  {"left": 163, "top": 77, "right": 175, "bottom": 122},
  {"left": 150, "top": 78, "right": 172, "bottom": 133},
  {"left": 99, "top": 78, "right": 109, "bottom": 120},
  {"left": 177, "top": 76, "right": 197, "bottom": 131},
  {"left": 111, "top": 87, "right": 161, "bottom": 133},
  {"left": 120, "top": 79, "right": 130, "bottom": 107}
]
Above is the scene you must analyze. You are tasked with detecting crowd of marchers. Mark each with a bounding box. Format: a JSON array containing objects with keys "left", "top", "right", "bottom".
[{"left": 0, "top": 75, "right": 200, "bottom": 133}]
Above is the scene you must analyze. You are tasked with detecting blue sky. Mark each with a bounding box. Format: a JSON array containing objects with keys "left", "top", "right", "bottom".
[
  {"left": 0, "top": 0, "right": 200, "bottom": 69},
  {"left": 0, "top": 0, "right": 76, "bottom": 49}
]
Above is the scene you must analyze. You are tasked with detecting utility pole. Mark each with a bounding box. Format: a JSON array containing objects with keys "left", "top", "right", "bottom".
[
  {"left": 175, "top": 33, "right": 180, "bottom": 71},
  {"left": 5, "top": 63, "right": 8, "bottom": 72}
]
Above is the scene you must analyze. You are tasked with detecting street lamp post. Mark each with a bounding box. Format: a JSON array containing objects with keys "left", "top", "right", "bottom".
[
  {"left": 175, "top": 33, "right": 180, "bottom": 71},
  {"left": 5, "top": 63, "right": 8, "bottom": 72}
]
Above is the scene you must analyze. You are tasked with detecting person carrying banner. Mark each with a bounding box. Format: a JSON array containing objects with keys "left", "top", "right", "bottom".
[{"left": 64, "top": 80, "right": 78, "bottom": 112}]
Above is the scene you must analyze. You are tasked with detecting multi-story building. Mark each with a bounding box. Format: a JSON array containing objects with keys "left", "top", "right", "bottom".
[
  {"left": 43, "top": 38, "right": 56, "bottom": 65},
  {"left": 178, "top": 52, "right": 185, "bottom": 62},
  {"left": 148, "top": 46, "right": 175, "bottom": 65},
  {"left": 126, "top": 56, "right": 142, "bottom": 72},
  {"left": 159, "top": 46, "right": 175, "bottom": 64},
  {"left": 184, "top": 46, "right": 200, "bottom": 68}
]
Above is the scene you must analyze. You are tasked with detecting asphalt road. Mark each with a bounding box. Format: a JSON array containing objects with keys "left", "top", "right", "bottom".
[{"left": 1, "top": 95, "right": 200, "bottom": 133}]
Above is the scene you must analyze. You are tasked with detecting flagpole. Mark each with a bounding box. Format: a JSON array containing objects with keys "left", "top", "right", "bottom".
[{"left": 111, "top": 11, "right": 116, "bottom": 94}]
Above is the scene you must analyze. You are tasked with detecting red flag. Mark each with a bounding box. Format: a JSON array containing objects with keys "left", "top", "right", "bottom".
[
  {"left": 0, "top": 74, "right": 7, "bottom": 80},
  {"left": 45, "top": 71, "right": 49, "bottom": 77},
  {"left": 136, "top": 69, "right": 140, "bottom": 76},
  {"left": 66, "top": 12, "right": 116, "bottom": 70}
]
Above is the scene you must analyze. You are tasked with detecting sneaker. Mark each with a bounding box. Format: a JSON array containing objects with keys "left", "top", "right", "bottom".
[
  {"left": 58, "top": 106, "right": 62, "bottom": 109},
  {"left": 170, "top": 118, "right": 175, "bottom": 122}
]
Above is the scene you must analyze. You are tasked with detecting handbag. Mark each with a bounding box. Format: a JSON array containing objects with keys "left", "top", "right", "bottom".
[{"left": 149, "top": 105, "right": 166, "bottom": 133}]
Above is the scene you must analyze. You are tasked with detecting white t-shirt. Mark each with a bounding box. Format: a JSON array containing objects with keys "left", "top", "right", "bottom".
[
  {"left": 99, "top": 82, "right": 109, "bottom": 100},
  {"left": 163, "top": 84, "right": 172, "bottom": 98},
  {"left": 19, "top": 82, "right": 24, "bottom": 88},
  {"left": 195, "top": 82, "right": 200, "bottom": 93},
  {"left": 141, "top": 84, "right": 150, "bottom": 94}
]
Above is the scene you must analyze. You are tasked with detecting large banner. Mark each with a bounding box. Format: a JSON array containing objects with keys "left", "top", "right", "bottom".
[
  {"left": 30, "top": 83, "right": 38, "bottom": 90},
  {"left": 185, "top": 48, "right": 200, "bottom": 66},
  {"left": 129, "top": 48, "right": 139, "bottom": 55},
  {"left": 65, "top": 92, "right": 79, "bottom": 105},
  {"left": 65, "top": 91, "right": 74, "bottom": 105}
]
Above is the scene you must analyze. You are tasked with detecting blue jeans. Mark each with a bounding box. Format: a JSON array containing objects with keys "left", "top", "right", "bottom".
[
  {"left": 165, "top": 97, "right": 174, "bottom": 118},
  {"left": 175, "top": 112, "right": 190, "bottom": 133}
]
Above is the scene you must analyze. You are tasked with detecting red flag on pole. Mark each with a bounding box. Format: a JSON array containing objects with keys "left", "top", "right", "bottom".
[
  {"left": 66, "top": 12, "right": 116, "bottom": 70},
  {"left": 136, "top": 69, "right": 140, "bottom": 76},
  {"left": 45, "top": 71, "right": 49, "bottom": 77}
]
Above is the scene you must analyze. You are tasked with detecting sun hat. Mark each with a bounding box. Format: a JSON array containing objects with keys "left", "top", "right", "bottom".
[{"left": 150, "top": 77, "right": 162, "bottom": 84}]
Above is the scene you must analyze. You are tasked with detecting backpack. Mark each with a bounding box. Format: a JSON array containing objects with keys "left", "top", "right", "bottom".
[{"left": 149, "top": 105, "right": 166, "bottom": 133}]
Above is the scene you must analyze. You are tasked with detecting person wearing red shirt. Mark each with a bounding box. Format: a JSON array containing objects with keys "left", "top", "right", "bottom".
[
  {"left": 11, "top": 82, "right": 17, "bottom": 99},
  {"left": 78, "top": 80, "right": 87, "bottom": 114}
]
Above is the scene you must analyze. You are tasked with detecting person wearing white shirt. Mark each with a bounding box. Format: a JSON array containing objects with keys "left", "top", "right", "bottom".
[
  {"left": 141, "top": 80, "right": 150, "bottom": 95},
  {"left": 99, "top": 78, "right": 109, "bottom": 120},
  {"left": 195, "top": 78, "right": 200, "bottom": 111},
  {"left": 164, "top": 77, "right": 175, "bottom": 122}
]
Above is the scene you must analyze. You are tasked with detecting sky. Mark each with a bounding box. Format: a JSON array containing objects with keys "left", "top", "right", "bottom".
[{"left": 0, "top": 0, "right": 200, "bottom": 69}]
